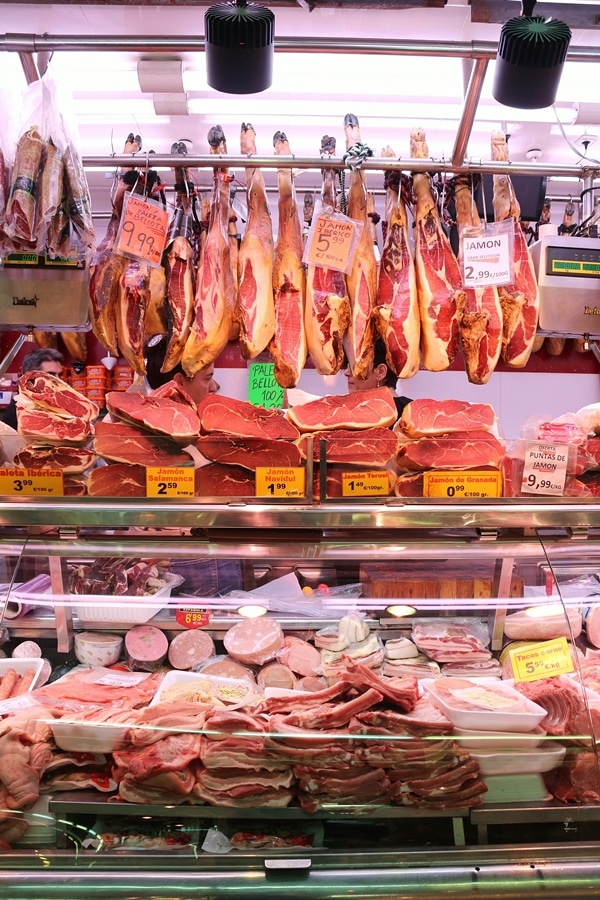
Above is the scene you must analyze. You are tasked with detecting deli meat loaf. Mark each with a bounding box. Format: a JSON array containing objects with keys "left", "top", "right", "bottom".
[
  {"left": 13, "top": 444, "right": 96, "bottom": 473},
  {"left": 197, "top": 395, "right": 300, "bottom": 441},
  {"left": 106, "top": 391, "right": 200, "bottom": 444},
  {"left": 224, "top": 618, "right": 284, "bottom": 666},
  {"left": 288, "top": 387, "right": 397, "bottom": 432},
  {"left": 397, "top": 431, "right": 505, "bottom": 471},
  {"left": 399, "top": 398, "right": 496, "bottom": 439},
  {"left": 504, "top": 605, "right": 582, "bottom": 641},
  {"left": 95, "top": 421, "right": 194, "bottom": 466},
  {"left": 197, "top": 434, "right": 303, "bottom": 470},
  {"left": 195, "top": 463, "right": 256, "bottom": 496},
  {"left": 87, "top": 463, "right": 146, "bottom": 497},
  {"left": 168, "top": 630, "right": 216, "bottom": 671},
  {"left": 18, "top": 372, "right": 98, "bottom": 422},
  {"left": 297, "top": 427, "right": 399, "bottom": 467}
]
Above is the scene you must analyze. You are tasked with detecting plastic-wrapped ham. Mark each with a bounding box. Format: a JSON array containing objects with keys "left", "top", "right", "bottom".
[
  {"left": 125, "top": 625, "right": 168, "bottom": 671},
  {"left": 223, "top": 618, "right": 284, "bottom": 666},
  {"left": 504, "top": 604, "right": 582, "bottom": 641},
  {"left": 168, "top": 630, "right": 215, "bottom": 671},
  {"left": 585, "top": 606, "right": 600, "bottom": 649}
]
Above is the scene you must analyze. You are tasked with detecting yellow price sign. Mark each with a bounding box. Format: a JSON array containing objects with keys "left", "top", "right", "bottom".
[
  {"left": 146, "top": 466, "right": 195, "bottom": 497},
  {"left": 342, "top": 471, "right": 389, "bottom": 497},
  {"left": 423, "top": 469, "right": 502, "bottom": 499},
  {"left": 0, "top": 467, "right": 64, "bottom": 496},
  {"left": 510, "top": 637, "right": 574, "bottom": 683},
  {"left": 304, "top": 214, "right": 357, "bottom": 272},
  {"left": 255, "top": 466, "right": 305, "bottom": 498}
]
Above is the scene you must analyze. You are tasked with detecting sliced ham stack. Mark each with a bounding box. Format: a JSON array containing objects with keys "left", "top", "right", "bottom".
[{"left": 16, "top": 372, "right": 98, "bottom": 445}]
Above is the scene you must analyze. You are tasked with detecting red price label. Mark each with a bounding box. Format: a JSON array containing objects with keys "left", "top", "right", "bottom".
[
  {"left": 116, "top": 193, "right": 169, "bottom": 267},
  {"left": 175, "top": 607, "right": 211, "bottom": 629}
]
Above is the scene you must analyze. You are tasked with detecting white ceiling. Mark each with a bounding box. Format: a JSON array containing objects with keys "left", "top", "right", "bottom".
[{"left": 2, "top": 1, "right": 600, "bottom": 216}]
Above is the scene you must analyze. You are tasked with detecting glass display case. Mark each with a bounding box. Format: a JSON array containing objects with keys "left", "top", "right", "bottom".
[{"left": 1, "top": 496, "right": 600, "bottom": 899}]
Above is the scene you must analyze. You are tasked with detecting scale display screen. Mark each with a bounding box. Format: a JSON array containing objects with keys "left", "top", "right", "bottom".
[{"left": 546, "top": 244, "right": 600, "bottom": 278}]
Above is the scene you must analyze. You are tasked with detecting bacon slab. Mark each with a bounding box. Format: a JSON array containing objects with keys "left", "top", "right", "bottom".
[
  {"left": 305, "top": 135, "right": 350, "bottom": 375},
  {"left": 236, "top": 123, "right": 275, "bottom": 359},
  {"left": 343, "top": 114, "right": 377, "bottom": 378},
  {"left": 452, "top": 176, "right": 503, "bottom": 384},
  {"left": 411, "top": 128, "right": 465, "bottom": 371},
  {"left": 182, "top": 126, "right": 235, "bottom": 376},
  {"left": 375, "top": 148, "right": 420, "bottom": 379},
  {"left": 269, "top": 131, "right": 307, "bottom": 388},
  {"left": 491, "top": 130, "right": 540, "bottom": 368}
]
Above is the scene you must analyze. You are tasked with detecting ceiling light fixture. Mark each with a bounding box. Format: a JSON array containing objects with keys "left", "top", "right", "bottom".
[
  {"left": 204, "top": 0, "right": 275, "bottom": 94},
  {"left": 492, "top": 0, "right": 571, "bottom": 110}
]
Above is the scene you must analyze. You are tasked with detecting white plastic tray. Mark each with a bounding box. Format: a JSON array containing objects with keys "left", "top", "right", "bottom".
[
  {"left": 453, "top": 725, "right": 547, "bottom": 751},
  {"left": 422, "top": 678, "right": 547, "bottom": 732},
  {"left": 473, "top": 742, "right": 566, "bottom": 776},
  {"left": 0, "top": 657, "right": 45, "bottom": 692},
  {"left": 150, "top": 670, "right": 261, "bottom": 708},
  {"left": 48, "top": 719, "right": 129, "bottom": 754},
  {"left": 73, "top": 574, "right": 181, "bottom": 625}
]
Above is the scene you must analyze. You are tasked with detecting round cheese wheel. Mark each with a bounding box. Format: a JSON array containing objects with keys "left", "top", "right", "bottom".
[
  {"left": 223, "top": 618, "right": 283, "bottom": 666},
  {"left": 168, "top": 630, "right": 215, "bottom": 671}
]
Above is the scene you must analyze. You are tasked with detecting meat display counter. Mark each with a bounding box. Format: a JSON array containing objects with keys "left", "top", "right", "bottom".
[{"left": 1, "top": 497, "right": 600, "bottom": 899}]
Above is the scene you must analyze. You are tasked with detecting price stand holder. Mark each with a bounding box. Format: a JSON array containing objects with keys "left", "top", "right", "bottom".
[
  {"left": 146, "top": 466, "right": 195, "bottom": 497},
  {"left": 255, "top": 467, "right": 305, "bottom": 498},
  {"left": 0, "top": 467, "right": 64, "bottom": 496}
]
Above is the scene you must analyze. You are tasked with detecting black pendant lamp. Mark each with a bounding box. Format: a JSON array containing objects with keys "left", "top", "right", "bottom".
[
  {"left": 205, "top": 0, "right": 275, "bottom": 94},
  {"left": 492, "top": 0, "right": 571, "bottom": 109}
]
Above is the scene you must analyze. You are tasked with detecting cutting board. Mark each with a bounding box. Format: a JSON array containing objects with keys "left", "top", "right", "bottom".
[{"left": 360, "top": 562, "right": 523, "bottom": 600}]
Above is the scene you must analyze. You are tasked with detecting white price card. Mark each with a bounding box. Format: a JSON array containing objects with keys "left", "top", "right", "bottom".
[
  {"left": 96, "top": 672, "right": 149, "bottom": 687},
  {"left": 521, "top": 441, "right": 568, "bottom": 496},
  {"left": 462, "top": 228, "right": 512, "bottom": 287}
]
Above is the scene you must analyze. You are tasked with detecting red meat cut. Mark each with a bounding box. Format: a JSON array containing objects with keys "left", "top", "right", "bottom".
[
  {"left": 87, "top": 463, "right": 146, "bottom": 496},
  {"left": 197, "top": 395, "right": 300, "bottom": 440},
  {"left": 17, "top": 407, "right": 93, "bottom": 444},
  {"left": 106, "top": 391, "right": 200, "bottom": 444},
  {"left": 399, "top": 398, "right": 497, "bottom": 438},
  {"left": 195, "top": 463, "right": 256, "bottom": 496},
  {"left": 13, "top": 444, "right": 96, "bottom": 473},
  {"left": 18, "top": 372, "right": 98, "bottom": 422},
  {"left": 297, "top": 427, "right": 399, "bottom": 466},
  {"left": 197, "top": 434, "right": 303, "bottom": 470},
  {"left": 397, "top": 431, "right": 505, "bottom": 471},
  {"left": 287, "top": 387, "right": 397, "bottom": 432},
  {"left": 95, "top": 421, "right": 194, "bottom": 467}
]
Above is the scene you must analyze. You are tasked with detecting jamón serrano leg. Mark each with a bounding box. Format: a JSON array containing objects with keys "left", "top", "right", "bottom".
[
  {"left": 304, "top": 136, "right": 350, "bottom": 375},
  {"left": 116, "top": 258, "right": 152, "bottom": 376},
  {"left": 411, "top": 127, "right": 465, "bottom": 371},
  {"left": 343, "top": 114, "right": 377, "bottom": 378},
  {"left": 375, "top": 146, "right": 420, "bottom": 379},
  {"left": 182, "top": 125, "right": 235, "bottom": 376},
  {"left": 236, "top": 122, "right": 275, "bottom": 359},
  {"left": 453, "top": 175, "right": 502, "bottom": 384},
  {"left": 491, "top": 130, "right": 540, "bottom": 368},
  {"left": 269, "top": 130, "right": 307, "bottom": 388}
]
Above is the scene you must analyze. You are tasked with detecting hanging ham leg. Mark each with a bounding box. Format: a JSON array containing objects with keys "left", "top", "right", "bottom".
[
  {"left": 453, "top": 176, "right": 503, "bottom": 385},
  {"left": 374, "top": 146, "right": 420, "bottom": 380},
  {"left": 304, "top": 136, "right": 350, "bottom": 375},
  {"left": 268, "top": 131, "right": 307, "bottom": 388},
  {"left": 411, "top": 127, "right": 465, "bottom": 371},
  {"left": 161, "top": 236, "right": 194, "bottom": 371},
  {"left": 182, "top": 125, "right": 235, "bottom": 376},
  {"left": 236, "top": 122, "right": 275, "bottom": 359},
  {"left": 343, "top": 113, "right": 377, "bottom": 378},
  {"left": 491, "top": 130, "right": 540, "bottom": 368},
  {"left": 116, "top": 258, "right": 151, "bottom": 376}
]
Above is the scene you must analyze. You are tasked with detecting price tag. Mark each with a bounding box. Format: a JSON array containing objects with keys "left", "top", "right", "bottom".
[
  {"left": 116, "top": 193, "right": 169, "bottom": 268},
  {"left": 423, "top": 469, "right": 503, "bottom": 499},
  {"left": 304, "top": 213, "right": 359, "bottom": 273},
  {"left": 0, "top": 467, "right": 64, "bottom": 496},
  {"left": 247, "top": 361, "right": 284, "bottom": 409},
  {"left": 510, "top": 637, "right": 574, "bottom": 683},
  {"left": 342, "top": 471, "right": 389, "bottom": 497},
  {"left": 462, "top": 227, "right": 512, "bottom": 287},
  {"left": 255, "top": 467, "right": 305, "bottom": 498},
  {"left": 176, "top": 607, "right": 211, "bottom": 629},
  {"left": 146, "top": 466, "right": 195, "bottom": 497},
  {"left": 521, "top": 442, "right": 568, "bottom": 496},
  {"left": 95, "top": 672, "right": 149, "bottom": 687}
]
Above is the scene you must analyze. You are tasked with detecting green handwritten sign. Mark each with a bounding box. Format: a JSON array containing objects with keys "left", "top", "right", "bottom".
[{"left": 247, "top": 362, "right": 284, "bottom": 409}]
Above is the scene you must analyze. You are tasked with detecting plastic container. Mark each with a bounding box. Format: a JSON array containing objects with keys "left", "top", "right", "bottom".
[
  {"left": 422, "top": 678, "right": 547, "bottom": 732},
  {"left": 0, "top": 657, "right": 45, "bottom": 691},
  {"left": 74, "top": 632, "right": 124, "bottom": 667},
  {"left": 150, "top": 670, "right": 261, "bottom": 708},
  {"left": 453, "top": 725, "right": 547, "bottom": 750},
  {"left": 72, "top": 574, "right": 181, "bottom": 625},
  {"left": 47, "top": 718, "right": 129, "bottom": 754},
  {"left": 472, "top": 742, "right": 566, "bottom": 776},
  {"left": 86, "top": 365, "right": 107, "bottom": 377}
]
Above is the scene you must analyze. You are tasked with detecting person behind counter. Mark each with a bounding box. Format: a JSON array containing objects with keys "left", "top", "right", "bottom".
[
  {"left": 140, "top": 335, "right": 245, "bottom": 599},
  {"left": 345, "top": 338, "right": 412, "bottom": 417},
  {"left": 1, "top": 347, "right": 65, "bottom": 431}
]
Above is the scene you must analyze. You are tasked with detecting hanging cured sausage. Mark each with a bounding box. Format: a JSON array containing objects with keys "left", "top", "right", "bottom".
[
  {"left": 304, "top": 135, "right": 350, "bottom": 375},
  {"left": 235, "top": 122, "right": 275, "bottom": 359},
  {"left": 411, "top": 127, "right": 465, "bottom": 371},
  {"left": 343, "top": 113, "right": 377, "bottom": 378},
  {"left": 453, "top": 175, "right": 502, "bottom": 385},
  {"left": 374, "top": 146, "right": 420, "bottom": 379},
  {"left": 269, "top": 130, "right": 307, "bottom": 388},
  {"left": 491, "top": 130, "right": 540, "bottom": 368},
  {"left": 182, "top": 125, "right": 235, "bottom": 376}
]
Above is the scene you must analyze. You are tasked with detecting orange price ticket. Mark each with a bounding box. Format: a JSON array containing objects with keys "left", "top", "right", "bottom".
[
  {"left": 304, "top": 213, "right": 359, "bottom": 273},
  {"left": 116, "top": 193, "right": 169, "bottom": 267}
]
